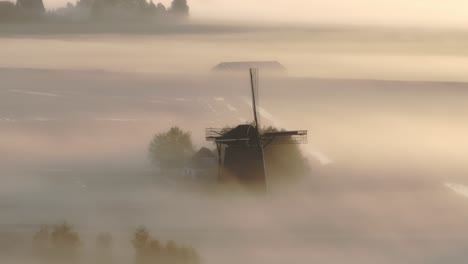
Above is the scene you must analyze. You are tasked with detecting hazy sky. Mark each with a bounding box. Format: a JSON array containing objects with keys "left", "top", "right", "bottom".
[{"left": 44, "top": 0, "right": 468, "bottom": 27}]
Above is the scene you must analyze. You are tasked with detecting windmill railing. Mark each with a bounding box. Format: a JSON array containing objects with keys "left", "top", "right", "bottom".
[
  {"left": 261, "top": 130, "right": 308, "bottom": 145},
  {"left": 205, "top": 128, "right": 226, "bottom": 141}
]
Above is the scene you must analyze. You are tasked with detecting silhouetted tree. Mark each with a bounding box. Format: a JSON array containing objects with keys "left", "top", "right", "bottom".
[
  {"left": 0, "top": 1, "right": 18, "bottom": 21},
  {"left": 137, "top": 0, "right": 148, "bottom": 13},
  {"left": 33, "top": 223, "right": 81, "bottom": 264},
  {"left": 262, "top": 126, "right": 311, "bottom": 183},
  {"left": 16, "top": 0, "right": 45, "bottom": 13},
  {"left": 156, "top": 2, "right": 166, "bottom": 11},
  {"left": 76, "top": 0, "right": 93, "bottom": 8},
  {"left": 50, "top": 223, "right": 81, "bottom": 263},
  {"left": 149, "top": 126, "right": 195, "bottom": 170},
  {"left": 169, "top": 0, "right": 188, "bottom": 17},
  {"left": 147, "top": 0, "right": 156, "bottom": 13},
  {"left": 133, "top": 227, "right": 200, "bottom": 264},
  {"left": 91, "top": 0, "right": 104, "bottom": 19}
]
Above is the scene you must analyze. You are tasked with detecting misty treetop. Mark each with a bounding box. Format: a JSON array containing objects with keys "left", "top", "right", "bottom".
[
  {"left": 169, "top": 0, "right": 189, "bottom": 17},
  {"left": 0, "top": 1, "right": 17, "bottom": 21},
  {"left": 33, "top": 223, "right": 81, "bottom": 263},
  {"left": 30, "top": 223, "right": 201, "bottom": 264},
  {"left": 149, "top": 126, "right": 195, "bottom": 170},
  {"left": 261, "top": 126, "right": 311, "bottom": 183},
  {"left": 0, "top": 0, "right": 46, "bottom": 21},
  {"left": 133, "top": 227, "right": 200, "bottom": 264},
  {"left": 76, "top": 0, "right": 189, "bottom": 20},
  {"left": 56, "top": 0, "right": 190, "bottom": 21},
  {"left": 0, "top": 0, "right": 189, "bottom": 22}
]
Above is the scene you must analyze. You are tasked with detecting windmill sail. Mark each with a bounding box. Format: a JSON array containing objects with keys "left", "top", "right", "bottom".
[{"left": 250, "top": 68, "right": 260, "bottom": 133}]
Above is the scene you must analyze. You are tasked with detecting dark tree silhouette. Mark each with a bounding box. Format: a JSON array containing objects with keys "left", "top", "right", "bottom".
[
  {"left": 132, "top": 227, "right": 200, "bottom": 264},
  {"left": 262, "top": 126, "right": 311, "bottom": 183},
  {"left": 169, "top": 0, "right": 189, "bottom": 17},
  {"left": 76, "top": 0, "right": 93, "bottom": 8},
  {"left": 91, "top": 0, "right": 103, "bottom": 19},
  {"left": 33, "top": 223, "right": 81, "bottom": 264},
  {"left": 157, "top": 2, "right": 166, "bottom": 10},
  {"left": 0, "top": 1, "right": 18, "bottom": 21},
  {"left": 16, "top": 0, "right": 45, "bottom": 13}
]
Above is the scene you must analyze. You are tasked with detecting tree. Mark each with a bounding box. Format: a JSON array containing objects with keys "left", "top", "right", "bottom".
[
  {"left": 156, "top": 2, "right": 166, "bottom": 14},
  {"left": 76, "top": 0, "right": 93, "bottom": 8},
  {"left": 50, "top": 223, "right": 81, "bottom": 263},
  {"left": 137, "top": 0, "right": 148, "bottom": 12},
  {"left": 156, "top": 2, "right": 166, "bottom": 11},
  {"left": 169, "top": 0, "right": 188, "bottom": 17},
  {"left": 148, "top": 126, "right": 195, "bottom": 169},
  {"left": 16, "top": 0, "right": 45, "bottom": 13},
  {"left": 262, "top": 126, "right": 311, "bottom": 183},
  {"left": 33, "top": 223, "right": 81, "bottom": 264},
  {"left": 91, "top": 0, "right": 104, "bottom": 19},
  {"left": 132, "top": 227, "right": 200, "bottom": 264},
  {"left": 0, "top": 1, "right": 18, "bottom": 21}
]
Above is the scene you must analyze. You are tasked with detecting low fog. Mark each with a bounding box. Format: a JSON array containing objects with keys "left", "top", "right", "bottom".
[
  {"left": 3, "top": 29, "right": 468, "bottom": 81},
  {"left": 2, "top": 6, "right": 468, "bottom": 263},
  {"left": 1, "top": 66, "right": 468, "bottom": 263}
]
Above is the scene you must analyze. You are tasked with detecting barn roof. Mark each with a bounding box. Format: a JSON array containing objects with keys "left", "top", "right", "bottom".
[
  {"left": 193, "top": 147, "right": 215, "bottom": 160},
  {"left": 191, "top": 147, "right": 216, "bottom": 169},
  {"left": 212, "top": 61, "right": 286, "bottom": 73}
]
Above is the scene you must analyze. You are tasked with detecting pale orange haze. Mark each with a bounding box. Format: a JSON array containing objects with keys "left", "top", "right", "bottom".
[{"left": 43, "top": 0, "right": 468, "bottom": 27}]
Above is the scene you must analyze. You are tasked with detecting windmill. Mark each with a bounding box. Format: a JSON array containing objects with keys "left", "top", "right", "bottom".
[{"left": 205, "top": 68, "right": 308, "bottom": 191}]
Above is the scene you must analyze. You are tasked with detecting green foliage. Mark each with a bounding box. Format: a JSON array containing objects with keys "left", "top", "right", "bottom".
[
  {"left": 149, "top": 126, "right": 195, "bottom": 169},
  {"left": 133, "top": 227, "right": 200, "bottom": 264}
]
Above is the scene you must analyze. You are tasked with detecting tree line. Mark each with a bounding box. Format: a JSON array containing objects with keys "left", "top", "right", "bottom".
[
  {"left": 32, "top": 223, "right": 201, "bottom": 264},
  {"left": 67, "top": 0, "right": 189, "bottom": 20},
  {"left": 0, "top": 0, "right": 189, "bottom": 22}
]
